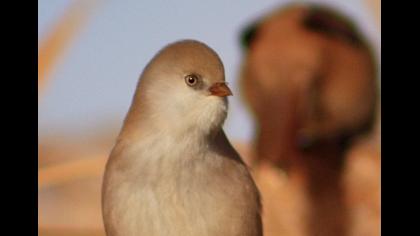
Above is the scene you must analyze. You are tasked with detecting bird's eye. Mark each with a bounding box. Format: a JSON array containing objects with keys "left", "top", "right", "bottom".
[{"left": 185, "top": 74, "right": 199, "bottom": 87}]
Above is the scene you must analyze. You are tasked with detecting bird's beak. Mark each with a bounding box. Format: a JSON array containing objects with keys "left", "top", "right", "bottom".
[{"left": 208, "top": 82, "right": 233, "bottom": 97}]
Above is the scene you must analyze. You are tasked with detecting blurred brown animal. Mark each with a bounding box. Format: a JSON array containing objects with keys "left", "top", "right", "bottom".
[
  {"left": 343, "top": 128, "right": 380, "bottom": 236},
  {"left": 240, "top": 4, "right": 379, "bottom": 236}
]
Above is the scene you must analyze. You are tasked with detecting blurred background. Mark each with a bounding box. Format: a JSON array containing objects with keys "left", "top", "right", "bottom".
[{"left": 38, "top": 0, "right": 380, "bottom": 235}]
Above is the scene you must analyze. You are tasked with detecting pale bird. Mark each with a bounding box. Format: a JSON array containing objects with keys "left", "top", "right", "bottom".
[{"left": 102, "top": 40, "right": 262, "bottom": 236}]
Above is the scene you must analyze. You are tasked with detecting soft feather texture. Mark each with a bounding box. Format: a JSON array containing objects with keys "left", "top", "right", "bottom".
[{"left": 102, "top": 40, "right": 262, "bottom": 236}]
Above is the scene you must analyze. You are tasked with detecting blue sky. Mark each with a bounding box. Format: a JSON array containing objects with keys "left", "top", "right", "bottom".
[{"left": 38, "top": 0, "right": 379, "bottom": 142}]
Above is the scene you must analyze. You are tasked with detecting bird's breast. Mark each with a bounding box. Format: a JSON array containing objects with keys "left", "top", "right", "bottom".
[{"left": 104, "top": 147, "right": 260, "bottom": 236}]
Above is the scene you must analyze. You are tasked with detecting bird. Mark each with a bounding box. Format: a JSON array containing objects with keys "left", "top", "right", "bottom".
[
  {"left": 239, "top": 4, "right": 378, "bottom": 236},
  {"left": 102, "top": 40, "right": 262, "bottom": 236}
]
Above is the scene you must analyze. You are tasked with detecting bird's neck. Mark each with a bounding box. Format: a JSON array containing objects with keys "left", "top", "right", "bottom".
[
  {"left": 117, "top": 117, "right": 223, "bottom": 163},
  {"left": 120, "top": 98, "right": 226, "bottom": 144}
]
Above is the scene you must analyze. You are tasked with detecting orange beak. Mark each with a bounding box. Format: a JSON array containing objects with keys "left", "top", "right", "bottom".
[{"left": 208, "top": 82, "right": 233, "bottom": 97}]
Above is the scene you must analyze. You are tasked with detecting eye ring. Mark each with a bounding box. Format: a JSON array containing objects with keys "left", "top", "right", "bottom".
[{"left": 185, "top": 74, "right": 199, "bottom": 87}]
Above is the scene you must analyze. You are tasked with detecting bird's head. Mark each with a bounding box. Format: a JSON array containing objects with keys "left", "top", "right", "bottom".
[{"left": 125, "top": 40, "right": 232, "bottom": 138}]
